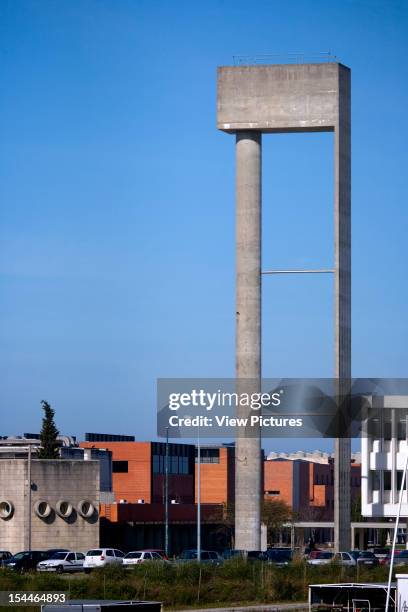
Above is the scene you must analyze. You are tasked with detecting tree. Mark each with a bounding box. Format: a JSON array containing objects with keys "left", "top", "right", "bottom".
[
  {"left": 37, "top": 400, "right": 59, "bottom": 459},
  {"left": 351, "top": 494, "right": 363, "bottom": 522},
  {"left": 208, "top": 503, "right": 235, "bottom": 549},
  {"left": 262, "top": 498, "right": 293, "bottom": 545}
]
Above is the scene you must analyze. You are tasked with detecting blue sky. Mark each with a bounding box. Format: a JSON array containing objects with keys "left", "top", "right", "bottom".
[{"left": 0, "top": 0, "right": 407, "bottom": 453}]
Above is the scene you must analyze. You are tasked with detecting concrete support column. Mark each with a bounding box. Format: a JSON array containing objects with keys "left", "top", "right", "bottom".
[
  {"left": 334, "top": 65, "right": 351, "bottom": 553},
  {"left": 235, "top": 131, "right": 262, "bottom": 551}
]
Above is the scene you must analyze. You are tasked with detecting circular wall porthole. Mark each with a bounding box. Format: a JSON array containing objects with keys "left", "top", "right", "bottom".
[
  {"left": 34, "top": 500, "right": 52, "bottom": 518},
  {"left": 0, "top": 500, "right": 14, "bottom": 519},
  {"left": 56, "top": 500, "right": 73, "bottom": 518},
  {"left": 77, "top": 500, "right": 95, "bottom": 518}
]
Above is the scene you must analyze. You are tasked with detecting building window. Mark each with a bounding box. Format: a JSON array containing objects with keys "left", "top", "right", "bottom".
[
  {"left": 368, "top": 417, "right": 380, "bottom": 439},
  {"left": 196, "top": 448, "right": 220, "bottom": 463},
  {"left": 371, "top": 471, "right": 380, "bottom": 491},
  {"left": 398, "top": 419, "right": 407, "bottom": 441},
  {"left": 152, "top": 453, "right": 193, "bottom": 475},
  {"left": 384, "top": 471, "right": 392, "bottom": 491},
  {"left": 384, "top": 420, "right": 392, "bottom": 441},
  {"left": 112, "top": 461, "right": 128, "bottom": 473},
  {"left": 266, "top": 490, "right": 280, "bottom": 496},
  {"left": 151, "top": 443, "right": 194, "bottom": 475},
  {"left": 180, "top": 456, "right": 189, "bottom": 474},
  {"left": 397, "top": 471, "right": 407, "bottom": 491}
]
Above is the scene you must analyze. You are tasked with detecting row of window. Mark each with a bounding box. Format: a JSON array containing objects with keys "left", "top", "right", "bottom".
[
  {"left": 152, "top": 442, "right": 194, "bottom": 458},
  {"left": 195, "top": 448, "right": 220, "bottom": 463},
  {"left": 314, "top": 474, "right": 360, "bottom": 487},
  {"left": 152, "top": 454, "right": 192, "bottom": 475},
  {"left": 371, "top": 470, "right": 407, "bottom": 491},
  {"left": 368, "top": 417, "right": 407, "bottom": 441}
]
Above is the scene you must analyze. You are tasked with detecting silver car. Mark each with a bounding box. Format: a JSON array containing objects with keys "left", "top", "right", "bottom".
[{"left": 37, "top": 551, "right": 85, "bottom": 573}]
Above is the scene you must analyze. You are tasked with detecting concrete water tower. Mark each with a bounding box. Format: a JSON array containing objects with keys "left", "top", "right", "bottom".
[{"left": 217, "top": 61, "right": 351, "bottom": 552}]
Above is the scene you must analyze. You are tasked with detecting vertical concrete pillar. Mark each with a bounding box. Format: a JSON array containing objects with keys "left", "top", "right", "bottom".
[
  {"left": 218, "top": 62, "right": 351, "bottom": 555},
  {"left": 334, "top": 65, "right": 351, "bottom": 553},
  {"left": 235, "top": 131, "right": 262, "bottom": 551}
]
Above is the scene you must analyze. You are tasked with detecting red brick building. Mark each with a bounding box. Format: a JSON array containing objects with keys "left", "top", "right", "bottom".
[
  {"left": 80, "top": 441, "right": 195, "bottom": 504},
  {"left": 264, "top": 457, "right": 361, "bottom": 520},
  {"left": 81, "top": 440, "right": 361, "bottom": 519},
  {"left": 79, "top": 439, "right": 361, "bottom": 550},
  {"left": 194, "top": 445, "right": 235, "bottom": 505}
]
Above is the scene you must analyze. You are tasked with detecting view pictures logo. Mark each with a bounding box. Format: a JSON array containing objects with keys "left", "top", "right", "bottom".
[{"left": 168, "top": 389, "right": 282, "bottom": 411}]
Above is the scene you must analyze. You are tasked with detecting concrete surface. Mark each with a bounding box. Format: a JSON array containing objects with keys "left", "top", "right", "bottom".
[
  {"left": 217, "top": 62, "right": 351, "bottom": 553},
  {"left": 218, "top": 63, "right": 345, "bottom": 133},
  {"left": 0, "top": 459, "right": 100, "bottom": 553},
  {"left": 235, "top": 132, "right": 262, "bottom": 551}
]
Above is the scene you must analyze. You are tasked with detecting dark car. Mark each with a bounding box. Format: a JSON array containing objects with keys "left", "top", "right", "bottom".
[
  {"left": 369, "top": 547, "right": 389, "bottom": 560},
  {"left": 178, "top": 550, "right": 222, "bottom": 564},
  {"left": 0, "top": 551, "right": 12, "bottom": 567},
  {"left": 3, "top": 550, "right": 49, "bottom": 572},
  {"left": 266, "top": 548, "right": 293, "bottom": 565},
  {"left": 385, "top": 550, "right": 408, "bottom": 566},
  {"left": 223, "top": 549, "right": 246, "bottom": 560},
  {"left": 247, "top": 550, "right": 268, "bottom": 562},
  {"left": 353, "top": 551, "right": 379, "bottom": 567}
]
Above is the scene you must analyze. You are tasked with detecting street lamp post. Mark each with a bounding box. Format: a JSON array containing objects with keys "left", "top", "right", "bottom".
[
  {"left": 385, "top": 452, "right": 408, "bottom": 612},
  {"left": 197, "top": 427, "right": 201, "bottom": 562},
  {"left": 164, "top": 427, "right": 169, "bottom": 557},
  {"left": 27, "top": 444, "right": 32, "bottom": 552}
]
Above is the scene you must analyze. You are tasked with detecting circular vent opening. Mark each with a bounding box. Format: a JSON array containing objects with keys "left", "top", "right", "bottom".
[
  {"left": 34, "top": 500, "right": 52, "bottom": 518},
  {"left": 0, "top": 500, "right": 14, "bottom": 519},
  {"left": 77, "top": 500, "right": 95, "bottom": 518},
  {"left": 56, "top": 500, "right": 73, "bottom": 518}
]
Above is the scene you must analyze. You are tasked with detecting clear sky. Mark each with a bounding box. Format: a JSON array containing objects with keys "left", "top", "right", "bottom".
[{"left": 1, "top": 0, "right": 407, "bottom": 453}]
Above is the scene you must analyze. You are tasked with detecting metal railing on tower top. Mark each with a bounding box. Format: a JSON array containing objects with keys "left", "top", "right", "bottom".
[{"left": 232, "top": 51, "right": 338, "bottom": 65}]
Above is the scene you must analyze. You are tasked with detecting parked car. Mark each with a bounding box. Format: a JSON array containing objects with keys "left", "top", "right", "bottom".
[
  {"left": 368, "top": 547, "right": 389, "bottom": 561},
  {"left": 307, "top": 551, "right": 334, "bottom": 565},
  {"left": 123, "top": 551, "right": 165, "bottom": 566},
  {"left": 83, "top": 548, "right": 125, "bottom": 572},
  {"left": 37, "top": 551, "right": 85, "bottom": 573},
  {"left": 266, "top": 548, "right": 292, "bottom": 566},
  {"left": 351, "top": 550, "right": 379, "bottom": 567},
  {"left": 333, "top": 552, "right": 357, "bottom": 567},
  {"left": 222, "top": 549, "right": 246, "bottom": 560},
  {"left": 177, "top": 550, "right": 222, "bottom": 564},
  {"left": 0, "top": 551, "right": 12, "bottom": 567},
  {"left": 3, "top": 551, "right": 49, "bottom": 572},
  {"left": 141, "top": 549, "right": 168, "bottom": 560},
  {"left": 246, "top": 550, "right": 268, "bottom": 562},
  {"left": 384, "top": 550, "right": 408, "bottom": 566},
  {"left": 45, "top": 548, "right": 70, "bottom": 557}
]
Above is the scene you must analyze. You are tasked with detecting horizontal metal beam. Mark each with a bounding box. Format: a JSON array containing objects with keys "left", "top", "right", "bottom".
[
  {"left": 282, "top": 521, "right": 401, "bottom": 529},
  {"left": 262, "top": 269, "right": 335, "bottom": 275}
]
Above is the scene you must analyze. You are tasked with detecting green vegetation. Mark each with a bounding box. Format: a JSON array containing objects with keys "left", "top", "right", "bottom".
[
  {"left": 0, "top": 559, "right": 393, "bottom": 611},
  {"left": 214, "top": 499, "right": 293, "bottom": 547},
  {"left": 37, "top": 400, "right": 59, "bottom": 459}
]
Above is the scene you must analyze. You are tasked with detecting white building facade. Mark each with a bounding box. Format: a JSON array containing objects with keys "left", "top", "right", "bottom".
[{"left": 362, "top": 395, "right": 408, "bottom": 517}]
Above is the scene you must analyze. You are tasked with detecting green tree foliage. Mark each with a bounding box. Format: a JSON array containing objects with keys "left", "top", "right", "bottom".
[
  {"left": 351, "top": 494, "right": 362, "bottom": 522},
  {"left": 37, "top": 400, "right": 59, "bottom": 459},
  {"left": 262, "top": 498, "right": 293, "bottom": 544},
  {"left": 212, "top": 499, "right": 293, "bottom": 548}
]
